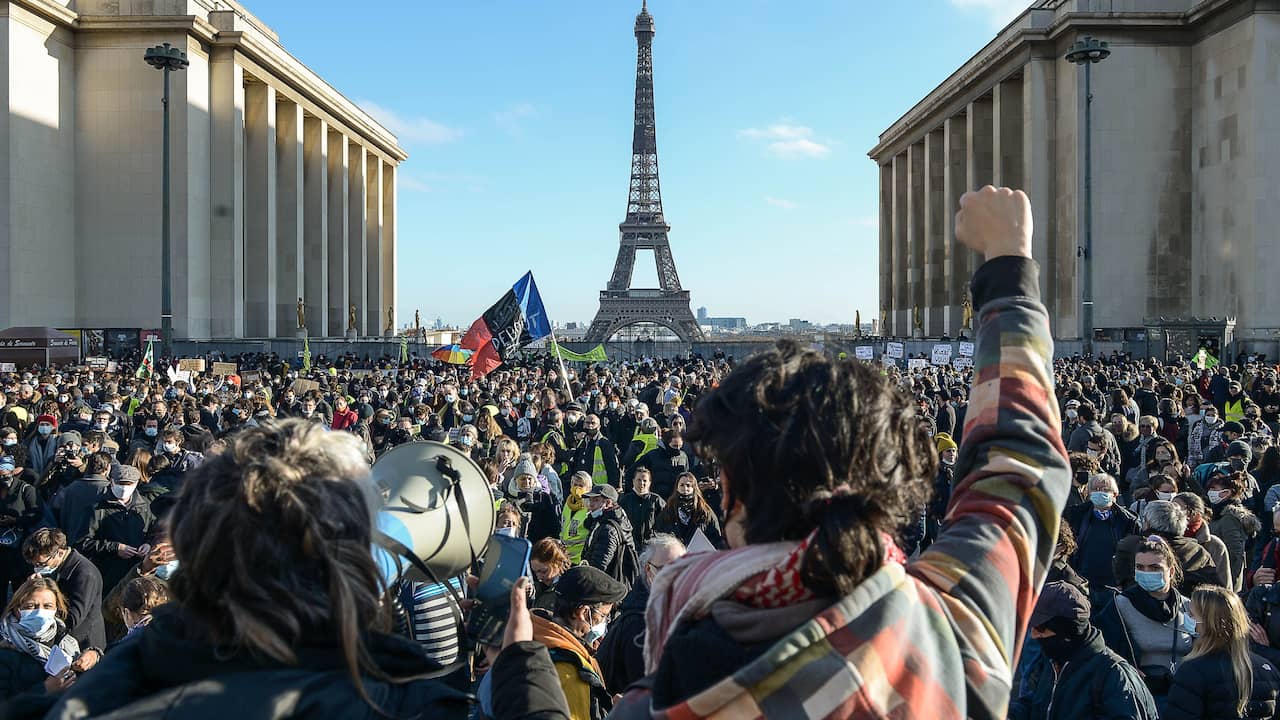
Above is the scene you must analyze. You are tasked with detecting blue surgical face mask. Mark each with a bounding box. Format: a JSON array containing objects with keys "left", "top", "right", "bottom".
[
  {"left": 155, "top": 560, "right": 179, "bottom": 581},
  {"left": 17, "top": 608, "right": 56, "bottom": 637},
  {"left": 36, "top": 424, "right": 52, "bottom": 436},
  {"left": 144, "top": 427, "right": 158, "bottom": 437},
  {"left": 1134, "top": 569, "right": 1166, "bottom": 593},
  {"left": 1089, "top": 491, "right": 1113, "bottom": 508}
]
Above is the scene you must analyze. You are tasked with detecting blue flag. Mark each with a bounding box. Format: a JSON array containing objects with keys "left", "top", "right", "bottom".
[{"left": 513, "top": 271, "right": 551, "bottom": 346}]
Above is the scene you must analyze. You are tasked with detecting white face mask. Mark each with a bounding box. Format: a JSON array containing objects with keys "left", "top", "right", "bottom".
[
  {"left": 1156, "top": 491, "right": 1175, "bottom": 501},
  {"left": 163, "top": 442, "right": 179, "bottom": 454},
  {"left": 582, "top": 619, "right": 608, "bottom": 645},
  {"left": 1207, "top": 489, "right": 1225, "bottom": 504},
  {"left": 112, "top": 483, "right": 136, "bottom": 503}
]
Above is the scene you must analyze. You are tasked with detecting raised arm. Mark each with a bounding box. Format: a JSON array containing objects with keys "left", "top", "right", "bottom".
[{"left": 910, "top": 186, "right": 1072, "bottom": 714}]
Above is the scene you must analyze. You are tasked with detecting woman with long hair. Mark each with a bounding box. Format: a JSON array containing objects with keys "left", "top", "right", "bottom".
[
  {"left": 1165, "top": 585, "right": 1280, "bottom": 719},
  {"left": 44, "top": 419, "right": 567, "bottom": 718},
  {"left": 0, "top": 577, "right": 82, "bottom": 697},
  {"left": 653, "top": 472, "right": 722, "bottom": 549}
]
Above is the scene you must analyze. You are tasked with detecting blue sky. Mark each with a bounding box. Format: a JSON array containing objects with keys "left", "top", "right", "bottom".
[{"left": 249, "top": 0, "right": 1031, "bottom": 327}]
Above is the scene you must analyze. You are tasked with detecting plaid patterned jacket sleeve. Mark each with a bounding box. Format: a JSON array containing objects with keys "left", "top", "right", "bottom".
[{"left": 908, "top": 256, "right": 1071, "bottom": 720}]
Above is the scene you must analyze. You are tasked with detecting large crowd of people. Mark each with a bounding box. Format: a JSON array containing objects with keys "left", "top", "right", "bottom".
[{"left": 0, "top": 187, "right": 1274, "bottom": 718}]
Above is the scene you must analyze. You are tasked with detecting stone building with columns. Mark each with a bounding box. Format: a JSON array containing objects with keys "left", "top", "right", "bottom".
[
  {"left": 870, "top": 0, "right": 1280, "bottom": 358},
  {"left": 1, "top": 0, "right": 404, "bottom": 340}
]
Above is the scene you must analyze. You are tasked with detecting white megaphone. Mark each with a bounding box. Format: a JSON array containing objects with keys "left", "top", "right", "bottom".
[{"left": 371, "top": 441, "right": 496, "bottom": 585}]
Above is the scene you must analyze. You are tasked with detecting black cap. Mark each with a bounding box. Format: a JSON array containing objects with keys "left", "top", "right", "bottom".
[
  {"left": 563, "top": 402, "right": 585, "bottom": 413},
  {"left": 1223, "top": 421, "right": 1246, "bottom": 435},
  {"left": 555, "top": 566, "right": 627, "bottom": 606},
  {"left": 1030, "top": 580, "right": 1091, "bottom": 629},
  {"left": 583, "top": 484, "right": 618, "bottom": 503},
  {"left": 1227, "top": 439, "right": 1253, "bottom": 461}
]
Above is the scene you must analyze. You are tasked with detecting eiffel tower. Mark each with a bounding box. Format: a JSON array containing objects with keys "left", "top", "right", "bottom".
[{"left": 585, "top": 1, "right": 705, "bottom": 344}]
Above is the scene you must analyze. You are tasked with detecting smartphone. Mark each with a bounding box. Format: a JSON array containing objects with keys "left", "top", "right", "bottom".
[
  {"left": 475, "top": 534, "right": 532, "bottom": 607},
  {"left": 467, "top": 534, "right": 532, "bottom": 648}
]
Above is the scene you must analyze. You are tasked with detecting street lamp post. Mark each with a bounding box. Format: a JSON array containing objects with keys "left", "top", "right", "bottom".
[
  {"left": 1065, "top": 35, "right": 1110, "bottom": 359},
  {"left": 144, "top": 42, "right": 189, "bottom": 361}
]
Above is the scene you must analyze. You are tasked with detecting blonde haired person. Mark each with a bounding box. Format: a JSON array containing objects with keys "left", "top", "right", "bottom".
[{"left": 1165, "top": 585, "right": 1280, "bottom": 719}]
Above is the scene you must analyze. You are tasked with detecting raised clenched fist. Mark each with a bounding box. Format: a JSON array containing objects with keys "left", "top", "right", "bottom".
[{"left": 954, "top": 185, "right": 1033, "bottom": 262}]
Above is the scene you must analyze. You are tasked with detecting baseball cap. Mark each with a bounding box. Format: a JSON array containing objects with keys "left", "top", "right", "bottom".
[
  {"left": 583, "top": 485, "right": 619, "bottom": 503},
  {"left": 555, "top": 566, "right": 628, "bottom": 607}
]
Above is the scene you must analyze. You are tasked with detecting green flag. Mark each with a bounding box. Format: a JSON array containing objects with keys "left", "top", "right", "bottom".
[
  {"left": 400, "top": 335, "right": 408, "bottom": 365},
  {"left": 302, "top": 338, "right": 311, "bottom": 374},
  {"left": 550, "top": 341, "right": 607, "bottom": 363},
  {"left": 1194, "top": 348, "right": 1219, "bottom": 370},
  {"left": 135, "top": 340, "right": 154, "bottom": 380}
]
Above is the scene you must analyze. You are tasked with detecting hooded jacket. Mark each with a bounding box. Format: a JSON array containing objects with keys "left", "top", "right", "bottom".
[
  {"left": 1210, "top": 500, "right": 1262, "bottom": 591},
  {"left": 1008, "top": 627, "right": 1158, "bottom": 720}
]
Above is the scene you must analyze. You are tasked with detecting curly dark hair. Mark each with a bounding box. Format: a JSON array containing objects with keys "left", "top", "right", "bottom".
[
  {"left": 168, "top": 419, "right": 398, "bottom": 708},
  {"left": 688, "top": 340, "right": 935, "bottom": 597}
]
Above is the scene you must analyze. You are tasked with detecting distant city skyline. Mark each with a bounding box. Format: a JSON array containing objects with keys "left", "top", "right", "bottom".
[{"left": 245, "top": 0, "right": 1033, "bottom": 329}]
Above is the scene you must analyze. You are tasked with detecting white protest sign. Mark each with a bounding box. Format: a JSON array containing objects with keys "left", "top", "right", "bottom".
[
  {"left": 0, "top": 363, "right": 14, "bottom": 373},
  {"left": 886, "top": 342, "right": 904, "bottom": 359},
  {"left": 908, "top": 358, "right": 928, "bottom": 371},
  {"left": 931, "top": 344, "right": 953, "bottom": 366},
  {"left": 952, "top": 357, "right": 974, "bottom": 370},
  {"left": 881, "top": 356, "right": 897, "bottom": 368},
  {"left": 958, "top": 341, "right": 975, "bottom": 357},
  {"left": 855, "top": 346, "right": 874, "bottom": 360}
]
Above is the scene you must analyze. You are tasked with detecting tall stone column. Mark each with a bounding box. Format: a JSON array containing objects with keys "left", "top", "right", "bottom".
[
  {"left": 275, "top": 97, "right": 304, "bottom": 336},
  {"left": 1024, "top": 58, "right": 1057, "bottom": 330},
  {"left": 907, "top": 142, "right": 925, "bottom": 336},
  {"left": 208, "top": 49, "right": 245, "bottom": 338},
  {"left": 365, "top": 152, "right": 383, "bottom": 334},
  {"left": 924, "top": 128, "right": 946, "bottom": 336},
  {"left": 244, "top": 81, "right": 277, "bottom": 338},
  {"left": 326, "top": 130, "right": 348, "bottom": 337},
  {"left": 892, "top": 153, "right": 907, "bottom": 336},
  {"left": 381, "top": 163, "right": 397, "bottom": 337},
  {"left": 879, "top": 162, "right": 893, "bottom": 334},
  {"left": 943, "top": 114, "right": 968, "bottom": 334},
  {"left": 994, "top": 77, "right": 1025, "bottom": 190},
  {"left": 303, "top": 116, "right": 329, "bottom": 336},
  {"left": 966, "top": 96, "right": 995, "bottom": 293},
  {"left": 346, "top": 143, "right": 367, "bottom": 336}
]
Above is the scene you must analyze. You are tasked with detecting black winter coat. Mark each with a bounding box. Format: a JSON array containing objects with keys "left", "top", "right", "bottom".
[
  {"left": 75, "top": 492, "right": 157, "bottom": 596},
  {"left": 1165, "top": 650, "right": 1280, "bottom": 720},
  {"left": 635, "top": 447, "right": 695, "bottom": 500},
  {"left": 0, "top": 640, "right": 56, "bottom": 699},
  {"left": 42, "top": 605, "right": 570, "bottom": 720},
  {"left": 584, "top": 509, "right": 637, "bottom": 587},
  {"left": 618, "top": 492, "right": 664, "bottom": 548},
  {"left": 597, "top": 578, "right": 648, "bottom": 695},
  {"left": 49, "top": 550, "right": 104, "bottom": 651},
  {"left": 1008, "top": 628, "right": 1158, "bottom": 720}
]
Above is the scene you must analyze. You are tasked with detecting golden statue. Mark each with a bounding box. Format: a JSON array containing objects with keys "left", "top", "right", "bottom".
[
  {"left": 880, "top": 308, "right": 888, "bottom": 334},
  {"left": 348, "top": 304, "right": 358, "bottom": 331},
  {"left": 961, "top": 291, "right": 974, "bottom": 331},
  {"left": 385, "top": 305, "right": 394, "bottom": 334},
  {"left": 296, "top": 297, "right": 306, "bottom": 330},
  {"left": 913, "top": 304, "right": 922, "bottom": 330}
]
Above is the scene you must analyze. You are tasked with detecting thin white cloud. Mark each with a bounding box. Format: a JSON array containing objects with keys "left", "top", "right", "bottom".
[
  {"left": 947, "top": 0, "right": 1033, "bottom": 29},
  {"left": 495, "top": 103, "right": 537, "bottom": 136},
  {"left": 357, "top": 100, "right": 463, "bottom": 144},
  {"left": 738, "top": 123, "right": 832, "bottom": 158},
  {"left": 765, "top": 196, "right": 799, "bottom": 210}
]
